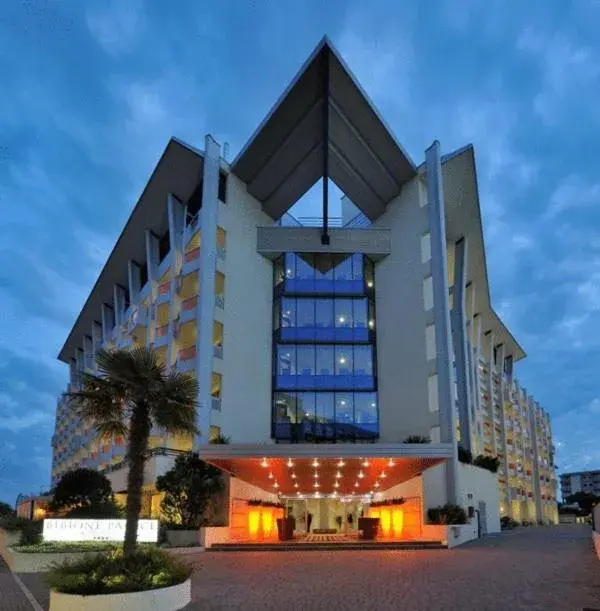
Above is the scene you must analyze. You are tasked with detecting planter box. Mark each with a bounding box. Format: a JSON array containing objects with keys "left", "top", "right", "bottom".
[
  {"left": 4, "top": 548, "right": 105, "bottom": 573},
  {"left": 49, "top": 578, "right": 191, "bottom": 611},
  {"left": 166, "top": 530, "right": 199, "bottom": 548},
  {"left": 358, "top": 517, "right": 380, "bottom": 540}
]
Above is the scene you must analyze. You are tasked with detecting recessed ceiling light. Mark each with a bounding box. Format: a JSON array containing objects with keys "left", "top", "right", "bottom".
[
  {"left": 339, "top": 357, "right": 347, "bottom": 364},
  {"left": 314, "top": 482, "right": 320, "bottom": 488},
  {"left": 354, "top": 482, "right": 359, "bottom": 488},
  {"left": 313, "top": 472, "right": 319, "bottom": 479},
  {"left": 374, "top": 482, "right": 379, "bottom": 488},
  {"left": 338, "top": 316, "right": 346, "bottom": 323},
  {"left": 287, "top": 459, "right": 294, "bottom": 467},
  {"left": 294, "top": 483, "right": 299, "bottom": 488},
  {"left": 274, "top": 482, "right": 279, "bottom": 488},
  {"left": 362, "top": 460, "right": 370, "bottom": 467},
  {"left": 380, "top": 472, "right": 386, "bottom": 479},
  {"left": 335, "top": 471, "right": 342, "bottom": 479},
  {"left": 334, "top": 482, "right": 339, "bottom": 488},
  {"left": 367, "top": 281, "right": 374, "bottom": 288},
  {"left": 268, "top": 472, "right": 274, "bottom": 479},
  {"left": 340, "top": 400, "right": 346, "bottom": 406},
  {"left": 312, "top": 459, "right": 320, "bottom": 467},
  {"left": 260, "top": 458, "right": 268, "bottom": 468},
  {"left": 337, "top": 459, "right": 345, "bottom": 467},
  {"left": 358, "top": 471, "right": 364, "bottom": 479}
]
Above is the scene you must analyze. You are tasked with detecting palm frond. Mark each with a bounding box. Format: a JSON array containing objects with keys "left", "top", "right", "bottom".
[
  {"left": 150, "top": 371, "right": 199, "bottom": 436},
  {"left": 95, "top": 348, "right": 164, "bottom": 396},
  {"left": 68, "top": 373, "right": 127, "bottom": 429}
]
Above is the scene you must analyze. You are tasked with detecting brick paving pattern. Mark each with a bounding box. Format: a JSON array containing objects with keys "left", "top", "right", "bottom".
[
  {"left": 187, "top": 525, "right": 600, "bottom": 611},
  {"left": 1, "top": 525, "right": 598, "bottom": 610}
]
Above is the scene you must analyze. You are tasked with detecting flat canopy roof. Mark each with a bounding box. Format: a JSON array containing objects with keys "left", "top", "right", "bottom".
[
  {"left": 196, "top": 443, "right": 451, "bottom": 497},
  {"left": 231, "top": 37, "right": 417, "bottom": 222}
]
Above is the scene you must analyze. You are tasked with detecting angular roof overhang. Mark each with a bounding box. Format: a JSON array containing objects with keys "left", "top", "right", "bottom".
[
  {"left": 231, "top": 37, "right": 417, "bottom": 222},
  {"left": 58, "top": 138, "right": 204, "bottom": 363},
  {"left": 196, "top": 443, "right": 451, "bottom": 497},
  {"left": 426, "top": 145, "right": 526, "bottom": 362}
]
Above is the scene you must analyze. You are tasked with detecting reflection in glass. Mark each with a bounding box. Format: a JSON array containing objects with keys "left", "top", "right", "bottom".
[
  {"left": 296, "top": 345, "right": 315, "bottom": 376},
  {"left": 335, "top": 299, "right": 353, "bottom": 328},
  {"left": 315, "top": 298, "right": 333, "bottom": 328},
  {"left": 274, "top": 393, "right": 297, "bottom": 423},
  {"left": 335, "top": 346, "right": 353, "bottom": 375},
  {"left": 354, "top": 345, "right": 373, "bottom": 376},
  {"left": 281, "top": 297, "right": 296, "bottom": 328},
  {"left": 277, "top": 345, "right": 295, "bottom": 375},
  {"left": 335, "top": 393, "right": 353, "bottom": 423},
  {"left": 316, "top": 393, "right": 334, "bottom": 423},
  {"left": 296, "top": 299, "right": 315, "bottom": 328},
  {"left": 316, "top": 345, "right": 334, "bottom": 375}
]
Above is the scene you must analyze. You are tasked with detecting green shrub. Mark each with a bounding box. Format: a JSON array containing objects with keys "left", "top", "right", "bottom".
[
  {"left": 427, "top": 504, "right": 468, "bottom": 525},
  {"left": 46, "top": 548, "right": 192, "bottom": 595},
  {"left": 65, "top": 500, "right": 123, "bottom": 519},
  {"left": 0, "top": 516, "right": 30, "bottom": 532},
  {"left": 0, "top": 501, "right": 15, "bottom": 518},
  {"left": 473, "top": 455, "right": 500, "bottom": 473},
  {"left": 457, "top": 445, "right": 473, "bottom": 464},
  {"left": 19, "top": 520, "right": 43, "bottom": 546},
  {"left": 402, "top": 435, "right": 430, "bottom": 443},
  {"left": 14, "top": 541, "right": 118, "bottom": 554}
]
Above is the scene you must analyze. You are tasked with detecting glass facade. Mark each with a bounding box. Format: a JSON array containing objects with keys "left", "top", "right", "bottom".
[{"left": 272, "top": 252, "right": 378, "bottom": 442}]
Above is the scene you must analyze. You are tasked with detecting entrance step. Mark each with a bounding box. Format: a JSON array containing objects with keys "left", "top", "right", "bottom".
[{"left": 208, "top": 540, "right": 446, "bottom": 552}]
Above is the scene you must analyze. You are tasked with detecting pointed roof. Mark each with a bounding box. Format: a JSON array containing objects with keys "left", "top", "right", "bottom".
[{"left": 231, "top": 37, "right": 416, "bottom": 221}]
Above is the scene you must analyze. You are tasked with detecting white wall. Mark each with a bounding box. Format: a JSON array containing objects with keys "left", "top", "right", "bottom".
[
  {"left": 372, "top": 178, "right": 441, "bottom": 442},
  {"left": 216, "top": 174, "right": 274, "bottom": 443},
  {"left": 422, "top": 462, "right": 500, "bottom": 534}
]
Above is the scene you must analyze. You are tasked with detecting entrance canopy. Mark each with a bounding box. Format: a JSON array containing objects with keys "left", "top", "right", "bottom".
[
  {"left": 231, "top": 37, "right": 416, "bottom": 222},
  {"left": 196, "top": 443, "right": 452, "bottom": 498}
]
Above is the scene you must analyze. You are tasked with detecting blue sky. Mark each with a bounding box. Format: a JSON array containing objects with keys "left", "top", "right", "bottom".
[{"left": 1, "top": 0, "right": 599, "bottom": 504}]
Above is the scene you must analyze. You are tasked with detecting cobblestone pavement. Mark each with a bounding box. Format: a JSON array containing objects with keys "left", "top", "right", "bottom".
[
  {"left": 187, "top": 525, "right": 600, "bottom": 611},
  {"left": 1, "top": 526, "right": 598, "bottom": 610}
]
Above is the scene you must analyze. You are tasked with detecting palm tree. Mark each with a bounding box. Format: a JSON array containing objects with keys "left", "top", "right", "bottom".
[{"left": 68, "top": 348, "right": 198, "bottom": 555}]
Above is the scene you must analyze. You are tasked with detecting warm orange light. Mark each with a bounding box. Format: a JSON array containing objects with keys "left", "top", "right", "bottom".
[
  {"left": 248, "top": 510, "right": 260, "bottom": 539},
  {"left": 392, "top": 509, "right": 404, "bottom": 537},
  {"left": 261, "top": 509, "right": 274, "bottom": 535},
  {"left": 380, "top": 509, "right": 391, "bottom": 536}
]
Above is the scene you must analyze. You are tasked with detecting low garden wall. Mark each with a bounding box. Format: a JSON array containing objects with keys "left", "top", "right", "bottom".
[
  {"left": 3, "top": 546, "right": 106, "bottom": 573},
  {"left": 420, "top": 520, "right": 478, "bottom": 548}
]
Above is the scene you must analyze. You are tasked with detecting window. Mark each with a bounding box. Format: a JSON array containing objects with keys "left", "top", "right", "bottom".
[
  {"left": 277, "top": 345, "right": 295, "bottom": 375},
  {"left": 209, "top": 426, "right": 221, "bottom": 442},
  {"left": 354, "top": 345, "right": 373, "bottom": 376},
  {"left": 284, "top": 253, "right": 296, "bottom": 279},
  {"left": 215, "top": 272, "right": 225, "bottom": 297},
  {"left": 351, "top": 253, "right": 364, "bottom": 281},
  {"left": 274, "top": 393, "right": 297, "bottom": 423},
  {"left": 158, "top": 230, "right": 170, "bottom": 263},
  {"left": 281, "top": 297, "right": 296, "bottom": 328},
  {"left": 296, "top": 299, "right": 315, "bottom": 329},
  {"left": 295, "top": 254, "right": 315, "bottom": 291},
  {"left": 364, "top": 257, "right": 374, "bottom": 290},
  {"left": 335, "top": 346, "right": 353, "bottom": 375},
  {"left": 296, "top": 345, "right": 315, "bottom": 376},
  {"left": 213, "top": 321, "right": 223, "bottom": 348},
  {"left": 316, "top": 345, "right": 334, "bottom": 375},
  {"left": 315, "top": 393, "right": 334, "bottom": 424},
  {"left": 274, "top": 257, "right": 285, "bottom": 286},
  {"left": 315, "top": 299, "right": 333, "bottom": 329},
  {"left": 335, "top": 299, "right": 353, "bottom": 328},
  {"left": 211, "top": 373, "right": 222, "bottom": 398},
  {"left": 335, "top": 393, "right": 353, "bottom": 424},
  {"left": 333, "top": 255, "right": 352, "bottom": 281},
  {"left": 217, "top": 227, "right": 226, "bottom": 250},
  {"left": 218, "top": 171, "right": 227, "bottom": 202}
]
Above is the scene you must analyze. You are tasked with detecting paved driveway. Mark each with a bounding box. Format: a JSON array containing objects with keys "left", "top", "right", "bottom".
[
  {"left": 188, "top": 526, "right": 600, "bottom": 611},
  {"left": 2, "top": 526, "right": 598, "bottom": 610}
]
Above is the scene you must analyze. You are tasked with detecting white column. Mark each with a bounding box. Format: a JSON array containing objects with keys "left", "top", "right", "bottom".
[
  {"left": 101, "top": 304, "right": 114, "bottom": 344},
  {"left": 145, "top": 230, "right": 160, "bottom": 286},
  {"left": 425, "top": 140, "right": 459, "bottom": 505},
  {"left": 194, "top": 135, "right": 221, "bottom": 447},
  {"left": 166, "top": 193, "right": 186, "bottom": 368},
  {"left": 113, "top": 285, "right": 127, "bottom": 344},
  {"left": 128, "top": 261, "right": 142, "bottom": 305},
  {"left": 92, "top": 322, "right": 102, "bottom": 358}
]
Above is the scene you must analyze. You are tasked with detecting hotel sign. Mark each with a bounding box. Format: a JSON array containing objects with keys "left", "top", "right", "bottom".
[{"left": 43, "top": 519, "right": 159, "bottom": 543}]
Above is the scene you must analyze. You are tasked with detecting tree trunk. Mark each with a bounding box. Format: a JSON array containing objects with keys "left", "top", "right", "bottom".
[{"left": 123, "top": 403, "right": 151, "bottom": 556}]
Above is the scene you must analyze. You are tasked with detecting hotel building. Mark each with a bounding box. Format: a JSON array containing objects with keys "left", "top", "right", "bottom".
[{"left": 51, "top": 38, "right": 557, "bottom": 539}]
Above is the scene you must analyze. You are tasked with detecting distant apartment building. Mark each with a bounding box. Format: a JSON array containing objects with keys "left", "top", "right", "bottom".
[
  {"left": 560, "top": 470, "right": 600, "bottom": 500},
  {"left": 50, "top": 38, "right": 557, "bottom": 533}
]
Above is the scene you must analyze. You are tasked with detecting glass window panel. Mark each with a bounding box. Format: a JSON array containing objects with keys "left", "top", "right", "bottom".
[
  {"left": 315, "top": 299, "right": 333, "bottom": 328},
  {"left": 335, "top": 346, "right": 353, "bottom": 375},
  {"left": 274, "top": 257, "right": 284, "bottom": 286},
  {"left": 355, "top": 393, "right": 378, "bottom": 424},
  {"left": 281, "top": 297, "right": 296, "bottom": 328},
  {"left": 354, "top": 345, "right": 373, "bottom": 376},
  {"left": 296, "top": 254, "right": 315, "bottom": 281},
  {"left": 335, "top": 393, "right": 354, "bottom": 423},
  {"left": 351, "top": 253, "right": 364, "bottom": 280},
  {"left": 315, "top": 393, "right": 334, "bottom": 423},
  {"left": 297, "top": 392, "right": 315, "bottom": 419},
  {"left": 368, "top": 300, "right": 376, "bottom": 331},
  {"left": 335, "top": 299, "right": 353, "bottom": 328},
  {"left": 316, "top": 345, "right": 334, "bottom": 375},
  {"left": 353, "top": 299, "right": 368, "bottom": 329},
  {"left": 284, "top": 253, "right": 296, "bottom": 279},
  {"left": 333, "top": 255, "right": 352, "bottom": 281},
  {"left": 314, "top": 254, "right": 333, "bottom": 281},
  {"left": 296, "top": 299, "right": 315, "bottom": 328},
  {"left": 274, "top": 393, "right": 297, "bottom": 423},
  {"left": 277, "top": 345, "right": 295, "bottom": 375},
  {"left": 296, "top": 345, "right": 315, "bottom": 376},
  {"left": 365, "top": 257, "right": 375, "bottom": 289}
]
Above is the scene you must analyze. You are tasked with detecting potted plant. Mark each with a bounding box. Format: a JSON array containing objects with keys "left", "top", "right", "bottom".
[
  {"left": 335, "top": 515, "right": 343, "bottom": 531},
  {"left": 46, "top": 548, "right": 192, "bottom": 611},
  {"left": 307, "top": 512, "right": 313, "bottom": 533},
  {"left": 156, "top": 452, "right": 224, "bottom": 547}
]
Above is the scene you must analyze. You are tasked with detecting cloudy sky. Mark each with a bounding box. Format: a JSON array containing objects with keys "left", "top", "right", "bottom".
[{"left": 1, "top": 0, "right": 599, "bottom": 504}]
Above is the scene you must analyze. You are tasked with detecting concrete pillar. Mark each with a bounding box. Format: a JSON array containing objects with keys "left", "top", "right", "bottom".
[
  {"left": 166, "top": 194, "right": 186, "bottom": 368},
  {"left": 145, "top": 230, "right": 160, "bottom": 286},
  {"left": 113, "top": 285, "right": 127, "bottom": 344},
  {"left": 128, "top": 261, "right": 142, "bottom": 305},
  {"left": 451, "top": 237, "right": 472, "bottom": 453},
  {"left": 92, "top": 322, "right": 102, "bottom": 357},
  {"left": 101, "top": 303, "right": 114, "bottom": 344},
  {"left": 194, "top": 135, "right": 221, "bottom": 447},
  {"left": 425, "top": 140, "right": 459, "bottom": 505}
]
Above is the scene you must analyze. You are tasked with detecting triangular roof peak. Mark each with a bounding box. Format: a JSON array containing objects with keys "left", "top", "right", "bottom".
[{"left": 231, "top": 37, "right": 416, "bottom": 221}]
